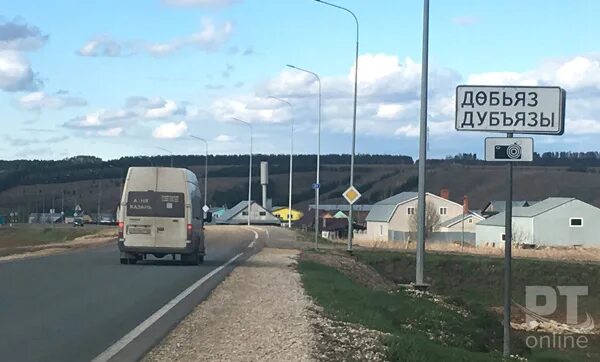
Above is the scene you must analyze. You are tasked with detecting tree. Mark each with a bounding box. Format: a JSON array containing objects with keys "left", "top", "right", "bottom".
[{"left": 409, "top": 201, "right": 441, "bottom": 241}]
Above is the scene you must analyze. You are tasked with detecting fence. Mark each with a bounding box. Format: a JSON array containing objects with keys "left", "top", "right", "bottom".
[{"left": 388, "top": 230, "right": 476, "bottom": 245}]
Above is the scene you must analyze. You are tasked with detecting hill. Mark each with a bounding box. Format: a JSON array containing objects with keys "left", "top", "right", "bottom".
[{"left": 2, "top": 153, "right": 600, "bottom": 220}]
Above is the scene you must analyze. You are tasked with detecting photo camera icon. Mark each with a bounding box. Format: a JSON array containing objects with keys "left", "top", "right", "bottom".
[{"left": 495, "top": 143, "right": 522, "bottom": 160}]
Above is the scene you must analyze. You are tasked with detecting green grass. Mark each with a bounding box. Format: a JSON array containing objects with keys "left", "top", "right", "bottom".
[
  {"left": 354, "top": 250, "right": 600, "bottom": 318},
  {"left": 299, "top": 260, "right": 521, "bottom": 360},
  {"left": 293, "top": 229, "right": 333, "bottom": 246},
  {"left": 299, "top": 250, "right": 600, "bottom": 361},
  {"left": 352, "top": 250, "right": 600, "bottom": 361},
  {"left": 0, "top": 227, "right": 99, "bottom": 248}
]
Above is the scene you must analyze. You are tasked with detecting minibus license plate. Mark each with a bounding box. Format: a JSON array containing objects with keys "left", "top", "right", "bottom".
[{"left": 129, "top": 227, "right": 151, "bottom": 235}]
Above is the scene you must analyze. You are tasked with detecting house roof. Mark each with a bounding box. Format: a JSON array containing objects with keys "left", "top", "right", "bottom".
[
  {"left": 219, "top": 200, "right": 280, "bottom": 224},
  {"left": 439, "top": 211, "right": 484, "bottom": 228},
  {"left": 483, "top": 200, "right": 535, "bottom": 213},
  {"left": 479, "top": 197, "right": 575, "bottom": 226},
  {"left": 366, "top": 192, "right": 462, "bottom": 223},
  {"left": 365, "top": 192, "right": 418, "bottom": 222},
  {"left": 219, "top": 200, "right": 253, "bottom": 221}
]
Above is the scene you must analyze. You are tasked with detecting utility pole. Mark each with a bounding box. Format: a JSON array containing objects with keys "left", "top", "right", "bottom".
[{"left": 416, "top": 0, "right": 430, "bottom": 287}]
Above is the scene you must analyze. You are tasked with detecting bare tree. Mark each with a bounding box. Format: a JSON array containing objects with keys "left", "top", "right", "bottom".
[{"left": 409, "top": 201, "right": 441, "bottom": 242}]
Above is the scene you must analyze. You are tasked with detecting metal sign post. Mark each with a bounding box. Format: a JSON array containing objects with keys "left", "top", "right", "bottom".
[
  {"left": 455, "top": 84, "right": 566, "bottom": 358},
  {"left": 503, "top": 132, "right": 513, "bottom": 357}
]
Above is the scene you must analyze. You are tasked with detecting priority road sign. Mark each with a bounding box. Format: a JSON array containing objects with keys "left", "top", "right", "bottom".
[
  {"left": 485, "top": 137, "right": 533, "bottom": 162},
  {"left": 312, "top": 183, "right": 320, "bottom": 190},
  {"left": 202, "top": 205, "right": 210, "bottom": 213},
  {"left": 342, "top": 186, "right": 361, "bottom": 205}
]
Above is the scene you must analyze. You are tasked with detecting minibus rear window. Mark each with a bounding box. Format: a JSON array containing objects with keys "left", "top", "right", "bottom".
[{"left": 127, "top": 192, "right": 185, "bottom": 218}]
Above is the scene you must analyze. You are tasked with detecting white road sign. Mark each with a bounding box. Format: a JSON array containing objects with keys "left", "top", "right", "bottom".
[
  {"left": 455, "top": 85, "right": 565, "bottom": 135},
  {"left": 202, "top": 205, "right": 209, "bottom": 213},
  {"left": 485, "top": 137, "right": 534, "bottom": 162}
]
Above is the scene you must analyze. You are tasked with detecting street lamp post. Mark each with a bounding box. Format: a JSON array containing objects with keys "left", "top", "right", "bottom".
[
  {"left": 156, "top": 147, "right": 174, "bottom": 167},
  {"left": 232, "top": 117, "right": 253, "bottom": 226},
  {"left": 269, "top": 96, "right": 294, "bottom": 229},
  {"left": 286, "top": 64, "right": 322, "bottom": 250},
  {"left": 190, "top": 136, "right": 209, "bottom": 209},
  {"left": 314, "top": 0, "right": 359, "bottom": 252},
  {"left": 416, "top": 0, "right": 430, "bottom": 287}
]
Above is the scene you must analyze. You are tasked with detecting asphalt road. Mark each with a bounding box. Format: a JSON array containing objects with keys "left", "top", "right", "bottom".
[{"left": 0, "top": 225, "right": 260, "bottom": 362}]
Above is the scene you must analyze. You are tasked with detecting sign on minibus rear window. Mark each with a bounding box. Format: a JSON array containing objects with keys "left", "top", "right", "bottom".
[{"left": 127, "top": 192, "right": 185, "bottom": 218}]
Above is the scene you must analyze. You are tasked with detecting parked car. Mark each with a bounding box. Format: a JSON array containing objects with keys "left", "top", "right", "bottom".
[{"left": 73, "top": 218, "right": 84, "bottom": 227}]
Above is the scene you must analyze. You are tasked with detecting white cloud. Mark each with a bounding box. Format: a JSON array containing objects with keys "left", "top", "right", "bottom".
[
  {"left": 376, "top": 104, "right": 405, "bottom": 119},
  {"left": 0, "top": 50, "right": 39, "bottom": 91},
  {"left": 17, "top": 91, "right": 87, "bottom": 111},
  {"left": 394, "top": 121, "right": 454, "bottom": 138},
  {"left": 97, "top": 127, "right": 123, "bottom": 137},
  {"left": 79, "top": 19, "right": 233, "bottom": 57},
  {"left": 214, "top": 54, "right": 458, "bottom": 138},
  {"left": 152, "top": 121, "right": 188, "bottom": 139},
  {"left": 211, "top": 96, "right": 279, "bottom": 123},
  {"left": 147, "top": 19, "right": 233, "bottom": 55},
  {"left": 215, "top": 134, "right": 234, "bottom": 142},
  {"left": 64, "top": 109, "right": 134, "bottom": 129},
  {"left": 0, "top": 17, "right": 48, "bottom": 51},
  {"left": 162, "top": 0, "right": 239, "bottom": 8},
  {"left": 135, "top": 98, "right": 185, "bottom": 119},
  {"left": 77, "top": 36, "right": 124, "bottom": 57}
]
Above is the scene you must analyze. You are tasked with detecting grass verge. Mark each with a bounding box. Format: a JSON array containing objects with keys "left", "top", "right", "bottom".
[
  {"left": 299, "top": 250, "right": 600, "bottom": 361},
  {"left": 0, "top": 226, "right": 108, "bottom": 249}
]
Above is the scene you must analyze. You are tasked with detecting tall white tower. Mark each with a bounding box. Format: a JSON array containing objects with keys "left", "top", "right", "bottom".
[{"left": 260, "top": 161, "right": 269, "bottom": 208}]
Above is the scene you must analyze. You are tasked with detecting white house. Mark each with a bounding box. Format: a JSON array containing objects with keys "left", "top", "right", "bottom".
[
  {"left": 366, "top": 191, "right": 473, "bottom": 242},
  {"left": 476, "top": 197, "right": 600, "bottom": 248},
  {"left": 217, "top": 201, "right": 280, "bottom": 225}
]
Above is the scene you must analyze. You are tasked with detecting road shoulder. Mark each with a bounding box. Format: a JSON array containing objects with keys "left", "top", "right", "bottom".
[{"left": 144, "top": 247, "right": 316, "bottom": 362}]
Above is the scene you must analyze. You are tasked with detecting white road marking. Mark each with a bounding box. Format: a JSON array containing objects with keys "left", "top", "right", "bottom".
[
  {"left": 92, "top": 252, "right": 244, "bottom": 362},
  {"left": 243, "top": 227, "right": 259, "bottom": 248}
]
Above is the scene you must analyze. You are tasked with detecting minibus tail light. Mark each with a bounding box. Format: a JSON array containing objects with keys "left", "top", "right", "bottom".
[
  {"left": 118, "top": 221, "right": 124, "bottom": 239},
  {"left": 187, "top": 223, "right": 193, "bottom": 240}
]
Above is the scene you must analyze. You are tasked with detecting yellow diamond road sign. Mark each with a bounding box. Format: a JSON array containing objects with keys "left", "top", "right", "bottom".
[{"left": 343, "top": 186, "right": 361, "bottom": 205}]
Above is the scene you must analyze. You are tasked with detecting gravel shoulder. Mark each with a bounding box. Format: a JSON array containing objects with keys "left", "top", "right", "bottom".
[{"left": 144, "top": 248, "right": 317, "bottom": 362}]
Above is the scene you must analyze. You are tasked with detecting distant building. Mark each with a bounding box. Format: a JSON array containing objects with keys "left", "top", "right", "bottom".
[
  {"left": 217, "top": 201, "right": 280, "bottom": 225},
  {"left": 209, "top": 207, "right": 227, "bottom": 221},
  {"left": 321, "top": 217, "right": 365, "bottom": 239},
  {"left": 309, "top": 204, "right": 373, "bottom": 212},
  {"left": 271, "top": 207, "right": 304, "bottom": 223},
  {"left": 333, "top": 210, "right": 347, "bottom": 219},
  {"left": 476, "top": 197, "right": 600, "bottom": 247},
  {"left": 438, "top": 211, "right": 485, "bottom": 233},
  {"left": 481, "top": 200, "right": 536, "bottom": 217},
  {"left": 366, "top": 190, "right": 475, "bottom": 242},
  {"left": 28, "top": 213, "right": 63, "bottom": 224}
]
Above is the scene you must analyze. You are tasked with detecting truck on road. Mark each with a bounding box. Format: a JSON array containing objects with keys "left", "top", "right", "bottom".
[{"left": 117, "top": 167, "right": 211, "bottom": 265}]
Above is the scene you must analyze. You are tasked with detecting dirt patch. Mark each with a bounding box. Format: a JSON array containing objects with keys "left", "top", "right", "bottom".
[
  {"left": 301, "top": 250, "right": 396, "bottom": 291},
  {"left": 310, "top": 306, "right": 388, "bottom": 362}
]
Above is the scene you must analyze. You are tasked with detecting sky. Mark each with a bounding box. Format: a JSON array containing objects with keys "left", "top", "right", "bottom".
[{"left": 1, "top": 0, "right": 600, "bottom": 160}]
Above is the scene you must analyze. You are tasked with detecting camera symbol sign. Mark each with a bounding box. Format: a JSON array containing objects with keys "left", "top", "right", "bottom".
[{"left": 485, "top": 137, "right": 533, "bottom": 162}]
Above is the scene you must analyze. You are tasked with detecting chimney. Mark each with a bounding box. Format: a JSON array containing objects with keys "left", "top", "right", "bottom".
[
  {"left": 440, "top": 188, "right": 450, "bottom": 200},
  {"left": 463, "top": 195, "right": 469, "bottom": 214}
]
